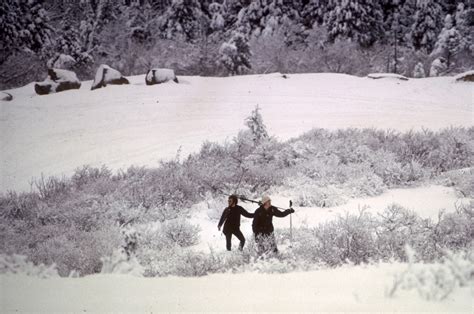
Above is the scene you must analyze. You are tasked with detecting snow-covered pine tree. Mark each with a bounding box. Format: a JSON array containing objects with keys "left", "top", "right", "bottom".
[
  {"left": 454, "top": 3, "right": 473, "bottom": 54},
  {"left": 301, "top": 0, "right": 331, "bottom": 28},
  {"left": 159, "top": 0, "right": 209, "bottom": 41},
  {"left": 409, "top": 0, "right": 443, "bottom": 53},
  {"left": 80, "top": 0, "right": 119, "bottom": 55},
  {"left": 0, "top": 0, "right": 54, "bottom": 62},
  {"left": 123, "top": 1, "right": 155, "bottom": 44},
  {"left": 209, "top": 1, "right": 226, "bottom": 31},
  {"left": 245, "top": 105, "right": 269, "bottom": 144},
  {"left": 432, "top": 14, "right": 462, "bottom": 70},
  {"left": 325, "top": 0, "right": 384, "bottom": 47},
  {"left": 219, "top": 31, "right": 252, "bottom": 75},
  {"left": 413, "top": 61, "right": 426, "bottom": 77}
]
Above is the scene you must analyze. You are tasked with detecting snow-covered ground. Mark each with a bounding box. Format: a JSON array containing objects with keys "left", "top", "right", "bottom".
[
  {"left": 2, "top": 263, "right": 471, "bottom": 312},
  {"left": 1, "top": 73, "right": 472, "bottom": 312},
  {"left": 1, "top": 73, "right": 472, "bottom": 192}
]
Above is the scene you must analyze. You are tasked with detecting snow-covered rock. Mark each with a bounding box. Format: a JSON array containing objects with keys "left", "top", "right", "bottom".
[
  {"left": 91, "top": 64, "right": 129, "bottom": 91},
  {"left": 145, "top": 68, "right": 178, "bottom": 85},
  {"left": 34, "top": 68, "right": 81, "bottom": 95},
  {"left": 454, "top": 70, "right": 474, "bottom": 82},
  {"left": 1, "top": 91, "right": 13, "bottom": 101},
  {"left": 367, "top": 73, "right": 409, "bottom": 81}
]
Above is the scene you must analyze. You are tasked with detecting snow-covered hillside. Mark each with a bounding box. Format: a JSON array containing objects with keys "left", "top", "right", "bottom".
[{"left": 1, "top": 73, "right": 472, "bottom": 192}]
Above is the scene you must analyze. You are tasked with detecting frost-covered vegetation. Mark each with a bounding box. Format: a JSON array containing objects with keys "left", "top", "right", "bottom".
[
  {"left": 1, "top": 110, "right": 472, "bottom": 277},
  {"left": 1, "top": 0, "right": 473, "bottom": 89}
]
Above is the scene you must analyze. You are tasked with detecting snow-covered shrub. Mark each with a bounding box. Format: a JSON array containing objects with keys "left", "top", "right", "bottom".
[
  {"left": 387, "top": 247, "right": 474, "bottom": 301},
  {"left": 101, "top": 249, "right": 144, "bottom": 277},
  {"left": 376, "top": 204, "right": 433, "bottom": 261},
  {"left": 433, "top": 203, "right": 473, "bottom": 253},
  {"left": 162, "top": 218, "right": 200, "bottom": 247},
  {"left": 71, "top": 165, "right": 112, "bottom": 189},
  {"left": 29, "top": 225, "right": 121, "bottom": 276},
  {"left": 413, "top": 62, "right": 426, "bottom": 78},
  {"left": 285, "top": 175, "right": 347, "bottom": 208},
  {"left": 429, "top": 57, "right": 447, "bottom": 77},
  {"left": 0, "top": 254, "right": 59, "bottom": 278}
]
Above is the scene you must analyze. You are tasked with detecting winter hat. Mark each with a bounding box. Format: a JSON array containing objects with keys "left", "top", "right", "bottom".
[{"left": 261, "top": 195, "right": 271, "bottom": 204}]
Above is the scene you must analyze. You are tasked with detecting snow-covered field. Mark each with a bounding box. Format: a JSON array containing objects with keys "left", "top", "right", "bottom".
[
  {"left": 2, "top": 263, "right": 471, "bottom": 312},
  {"left": 1, "top": 73, "right": 472, "bottom": 312},
  {"left": 1, "top": 73, "right": 472, "bottom": 192}
]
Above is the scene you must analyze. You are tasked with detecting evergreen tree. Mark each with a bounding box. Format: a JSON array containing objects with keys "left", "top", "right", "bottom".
[
  {"left": 433, "top": 14, "right": 462, "bottom": 69},
  {"left": 0, "top": 0, "right": 53, "bottom": 62},
  {"left": 245, "top": 105, "right": 269, "bottom": 144},
  {"left": 159, "top": 0, "right": 209, "bottom": 41},
  {"left": 325, "top": 0, "right": 384, "bottom": 47},
  {"left": 301, "top": 0, "right": 331, "bottom": 28},
  {"left": 413, "top": 61, "right": 426, "bottom": 77},
  {"left": 454, "top": 3, "right": 473, "bottom": 53},
  {"left": 410, "top": 0, "right": 443, "bottom": 53},
  {"left": 209, "top": 2, "right": 226, "bottom": 31},
  {"left": 219, "top": 31, "right": 252, "bottom": 75}
]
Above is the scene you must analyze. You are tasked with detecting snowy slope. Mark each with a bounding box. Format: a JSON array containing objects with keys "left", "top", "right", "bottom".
[
  {"left": 2, "top": 263, "right": 471, "bottom": 312},
  {"left": 1, "top": 73, "right": 472, "bottom": 192}
]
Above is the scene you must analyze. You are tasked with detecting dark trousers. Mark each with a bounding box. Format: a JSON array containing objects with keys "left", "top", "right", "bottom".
[
  {"left": 255, "top": 232, "right": 278, "bottom": 256},
  {"left": 225, "top": 229, "right": 246, "bottom": 251}
]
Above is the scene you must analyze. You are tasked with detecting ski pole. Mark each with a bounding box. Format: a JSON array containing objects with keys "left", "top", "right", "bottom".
[{"left": 289, "top": 200, "right": 293, "bottom": 248}]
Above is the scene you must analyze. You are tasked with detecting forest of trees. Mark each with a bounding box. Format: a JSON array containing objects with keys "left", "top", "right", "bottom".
[{"left": 0, "top": 0, "right": 473, "bottom": 88}]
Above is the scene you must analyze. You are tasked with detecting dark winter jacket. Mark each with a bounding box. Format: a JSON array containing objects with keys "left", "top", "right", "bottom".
[
  {"left": 252, "top": 206, "right": 293, "bottom": 235},
  {"left": 218, "top": 205, "right": 254, "bottom": 234}
]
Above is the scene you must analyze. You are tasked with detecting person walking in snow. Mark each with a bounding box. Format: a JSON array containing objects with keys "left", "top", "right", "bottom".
[
  {"left": 252, "top": 195, "right": 294, "bottom": 256},
  {"left": 218, "top": 195, "right": 255, "bottom": 251}
]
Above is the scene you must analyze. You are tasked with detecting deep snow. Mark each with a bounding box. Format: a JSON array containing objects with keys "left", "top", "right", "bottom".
[
  {"left": 1, "top": 73, "right": 472, "bottom": 312},
  {"left": 1, "top": 73, "right": 472, "bottom": 192},
  {"left": 1, "top": 263, "right": 471, "bottom": 312}
]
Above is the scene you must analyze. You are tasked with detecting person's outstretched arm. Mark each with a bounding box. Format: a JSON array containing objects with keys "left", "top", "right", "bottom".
[
  {"left": 240, "top": 206, "right": 255, "bottom": 218},
  {"left": 272, "top": 207, "right": 295, "bottom": 217}
]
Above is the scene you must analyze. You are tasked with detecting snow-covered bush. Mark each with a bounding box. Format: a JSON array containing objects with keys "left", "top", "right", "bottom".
[
  {"left": 0, "top": 254, "right": 59, "bottom": 278},
  {"left": 387, "top": 247, "right": 474, "bottom": 300},
  {"left": 101, "top": 249, "right": 144, "bottom": 277},
  {"left": 413, "top": 62, "right": 426, "bottom": 78},
  {"left": 162, "top": 218, "right": 201, "bottom": 247}
]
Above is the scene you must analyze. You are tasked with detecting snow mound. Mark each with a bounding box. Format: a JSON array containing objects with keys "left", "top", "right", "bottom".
[
  {"left": 367, "top": 73, "right": 409, "bottom": 81},
  {"left": 91, "top": 64, "right": 129, "bottom": 90},
  {"left": 454, "top": 70, "right": 474, "bottom": 82},
  {"left": 145, "top": 68, "right": 178, "bottom": 85}
]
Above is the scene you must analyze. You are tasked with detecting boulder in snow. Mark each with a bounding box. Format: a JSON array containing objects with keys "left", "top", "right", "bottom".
[
  {"left": 34, "top": 69, "right": 81, "bottom": 95},
  {"left": 367, "top": 73, "right": 409, "bottom": 81},
  {"left": 91, "top": 64, "right": 129, "bottom": 90},
  {"left": 454, "top": 70, "right": 474, "bottom": 82},
  {"left": 1, "top": 92, "right": 13, "bottom": 101},
  {"left": 145, "top": 68, "right": 179, "bottom": 85}
]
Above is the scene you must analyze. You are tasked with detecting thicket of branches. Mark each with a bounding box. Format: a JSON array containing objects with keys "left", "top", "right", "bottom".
[{"left": 0, "top": 109, "right": 472, "bottom": 276}]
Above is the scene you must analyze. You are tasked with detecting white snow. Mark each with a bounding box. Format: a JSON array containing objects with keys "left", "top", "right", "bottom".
[
  {"left": 1, "top": 73, "right": 472, "bottom": 192},
  {"left": 51, "top": 68, "right": 80, "bottom": 83},
  {"left": 1, "top": 263, "right": 471, "bottom": 312},
  {"left": 367, "top": 73, "right": 409, "bottom": 80}
]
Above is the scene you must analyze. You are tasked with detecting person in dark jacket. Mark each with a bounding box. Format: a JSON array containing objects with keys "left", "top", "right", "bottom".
[
  {"left": 252, "top": 195, "right": 294, "bottom": 256},
  {"left": 218, "top": 195, "right": 254, "bottom": 251}
]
